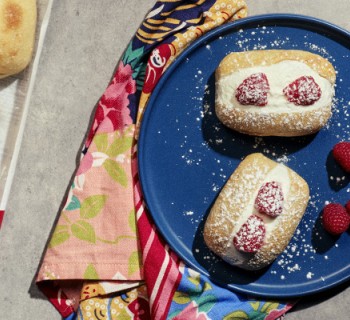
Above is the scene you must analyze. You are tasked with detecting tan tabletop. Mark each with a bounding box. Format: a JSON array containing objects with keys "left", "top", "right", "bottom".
[{"left": 1, "top": 1, "right": 350, "bottom": 318}]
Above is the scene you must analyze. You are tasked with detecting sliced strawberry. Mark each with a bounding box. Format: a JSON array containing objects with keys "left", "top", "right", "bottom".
[
  {"left": 235, "top": 73, "right": 270, "bottom": 106},
  {"left": 233, "top": 215, "right": 266, "bottom": 253},
  {"left": 283, "top": 76, "right": 321, "bottom": 106},
  {"left": 333, "top": 141, "right": 350, "bottom": 173},
  {"left": 255, "top": 181, "right": 284, "bottom": 217}
]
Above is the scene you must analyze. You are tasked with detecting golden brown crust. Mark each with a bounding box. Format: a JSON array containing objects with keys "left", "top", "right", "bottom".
[
  {"left": 0, "top": 0, "right": 37, "bottom": 78},
  {"left": 215, "top": 50, "right": 336, "bottom": 137},
  {"left": 215, "top": 104, "right": 332, "bottom": 137},
  {"left": 204, "top": 153, "right": 270, "bottom": 257},
  {"left": 216, "top": 50, "right": 336, "bottom": 82},
  {"left": 203, "top": 153, "right": 309, "bottom": 270}
]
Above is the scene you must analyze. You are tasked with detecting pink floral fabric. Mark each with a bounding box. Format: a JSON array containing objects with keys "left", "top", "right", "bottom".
[
  {"left": 37, "top": 62, "right": 142, "bottom": 289},
  {"left": 36, "top": 1, "right": 294, "bottom": 319}
]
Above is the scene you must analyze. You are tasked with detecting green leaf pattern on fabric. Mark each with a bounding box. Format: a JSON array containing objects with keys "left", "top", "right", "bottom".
[
  {"left": 188, "top": 273, "right": 201, "bottom": 288},
  {"left": 71, "top": 220, "right": 96, "bottom": 243},
  {"left": 128, "top": 251, "right": 141, "bottom": 276},
  {"left": 170, "top": 269, "right": 217, "bottom": 319},
  {"left": 103, "top": 159, "right": 128, "bottom": 187},
  {"left": 122, "top": 42, "right": 145, "bottom": 81},
  {"left": 169, "top": 266, "right": 285, "bottom": 319},
  {"left": 106, "top": 135, "right": 133, "bottom": 158},
  {"left": 128, "top": 209, "right": 137, "bottom": 233},
  {"left": 250, "top": 301, "right": 260, "bottom": 311},
  {"left": 135, "top": 62, "right": 147, "bottom": 91},
  {"left": 261, "top": 302, "right": 280, "bottom": 314},
  {"left": 80, "top": 195, "right": 107, "bottom": 219},
  {"left": 223, "top": 311, "right": 249, "bottom": 320},
  {"left": 83, "top": 264, "right": 99, "bottom": 280},
  {"left": 93, "top": 133, "right": 109, "bottom": 153},
  {"left": 49, "top": 225, "right": 70, "bottom": 248},
  {"left": 52, "top": 191, "right": 138, "bottom": 253},
  {"left": 43, "top": 1, "right": 293, "bottom": 319},
  {"left": 203, "top": 282, "right": 212, "bottom": 292},
  {"left": 173, "top": 291, "right": 191, "bottom": 305},
  {"left": 90, "top": 130, "right": 134, "bottom": 187}
]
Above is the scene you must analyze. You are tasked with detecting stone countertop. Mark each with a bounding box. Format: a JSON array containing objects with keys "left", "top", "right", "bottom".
[{"left": 1, "top": 0, "right": 350, "bottom": 318}]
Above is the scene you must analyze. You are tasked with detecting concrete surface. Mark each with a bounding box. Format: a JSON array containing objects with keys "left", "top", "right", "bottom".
[{"left": 1, "top": 0, "right": 350, "bottom": 319}]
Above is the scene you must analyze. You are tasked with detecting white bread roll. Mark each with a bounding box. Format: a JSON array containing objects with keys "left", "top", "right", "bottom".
[
  {"left": 0, "top": 0, "right": 37, "bottom": 79},
  {"left": 215, "top": 50, "right": 336, "bottom": 136},
  {"left": 203, "top": 153, "right": 309, "bottom": 270}
]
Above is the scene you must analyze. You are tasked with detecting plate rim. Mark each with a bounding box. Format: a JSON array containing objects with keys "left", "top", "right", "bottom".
[{"left": 138, "top": 13, "right": 350, "bottom": 298}]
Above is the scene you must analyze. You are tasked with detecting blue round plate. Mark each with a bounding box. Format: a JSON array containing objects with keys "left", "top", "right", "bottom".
[{"left": 138, "top": 14, "right": 350, "bottom": 298}]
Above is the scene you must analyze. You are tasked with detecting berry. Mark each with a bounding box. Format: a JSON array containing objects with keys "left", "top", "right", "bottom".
[
  {"left": 333, "top": 141, "right": 350, "bottom": 173},
  {"left": 345, "top": 200, "right": 350, "bottom": 214},
  {"left": 233, "top": 215, "right": 266, "bottom": 253},
  {"left": 255, "top": 181, "right": 284, "bottom": 217},
  {"left": 235, "top": 73, "right": 270, "bottom": 106},
  {"left": 322, "top": 203, "right": 350, "bottom": 235},
  {"left": 283, "top": 76, "right": 321, "bottom": 106}
]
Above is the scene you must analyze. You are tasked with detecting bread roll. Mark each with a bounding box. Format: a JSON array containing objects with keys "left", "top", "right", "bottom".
[
  {"left": 215, "top": 50, "right": 336, "bottom": 136},
  {"left": 203, "top": 153, "right": 309, "bottom": 270},
  {"left": 0, "top": 0, "right": 37, "bottom": 79}
]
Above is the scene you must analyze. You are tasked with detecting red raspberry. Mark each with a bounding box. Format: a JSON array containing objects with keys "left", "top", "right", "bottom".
[
  {"left": 346, "top": 200, "right": 350, "bottom": 214},
  {"left": 235, "top": 73, "right": 270, "bottom": 106},
  {"left": 233, "top": 215, "right": 266, "bottom": 253},
  {"left": 255, "top": 181, "right": 284, "bottom": 217},
  {"left": 333, "top": 141, "right": 350, "bottom": 173},
  {"left": 322, "top": 203, "right": 350, "bottom": 235},
  {"left": 283, "top": 76, "right": 321, "bottom": 106}
]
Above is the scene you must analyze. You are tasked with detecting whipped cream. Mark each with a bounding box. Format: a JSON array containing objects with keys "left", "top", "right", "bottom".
[
  {"left": 216, "top": 60, "right": 334, "bottom": 113},
  {"left": 222, "top": 164, "right": 291, "bottom": 266}
]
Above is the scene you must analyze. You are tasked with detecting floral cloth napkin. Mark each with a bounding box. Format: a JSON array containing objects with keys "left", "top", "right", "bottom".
[{"left": 37, "top": 1, "right": 294, "bottom": 319}]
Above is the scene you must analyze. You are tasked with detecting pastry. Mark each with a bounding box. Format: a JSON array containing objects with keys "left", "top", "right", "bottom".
[
  {"left": 215, "top": 50, "right": 336, "bottom": 136},
  {"left": 203, "top": 153, "right": 309, "bottom": 270},
  {"left": 0, "top": 0, "right": 37, "bottom": 79}
]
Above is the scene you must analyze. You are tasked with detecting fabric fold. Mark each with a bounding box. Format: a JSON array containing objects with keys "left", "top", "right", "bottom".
[{"left": 37, "top": 1, "right": 295, "bottom": 319}]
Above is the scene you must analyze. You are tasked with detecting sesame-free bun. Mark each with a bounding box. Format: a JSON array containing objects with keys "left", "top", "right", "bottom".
[
  {"left": 203, "top": 153, "right": 309, "bottom": 270},
  {"left": 0, "top": 0, "right": 37, "bottom": 79},
  {"left": 215, "top": 50, "right": 336, "bottom": 136}
]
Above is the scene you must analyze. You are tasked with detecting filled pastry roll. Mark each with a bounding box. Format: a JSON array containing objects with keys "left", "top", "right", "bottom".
[
  {"left": 215, "top": 50, "right": 336, "bottom": 136},
  {"left": 204, "top": 153, "right": 309, "bottom": 270}
]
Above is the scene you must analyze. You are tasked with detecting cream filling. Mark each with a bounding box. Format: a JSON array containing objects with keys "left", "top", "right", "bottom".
[
  {"left": 223, "top": 164, "right": 291, "bottom": 266},
  {"left": 216, "top": 60, "right": 334, "bottom": 113}
]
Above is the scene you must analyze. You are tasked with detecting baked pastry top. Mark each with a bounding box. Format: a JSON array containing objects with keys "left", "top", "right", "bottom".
[
  {"left": 203, "top": 153, "right": 309, "bottom": 270},
  {"left": 215, "top": 50, "right": 336, "bottom": 136}
]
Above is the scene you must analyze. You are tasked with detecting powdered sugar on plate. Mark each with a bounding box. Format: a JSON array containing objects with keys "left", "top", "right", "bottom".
[{"left": 140, "top": 18, "right": 350, "bottom": 296}]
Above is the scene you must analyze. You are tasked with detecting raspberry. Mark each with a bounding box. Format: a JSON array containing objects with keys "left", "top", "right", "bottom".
[
  {"left": 346, "top": 200, "right": 350, "bottom": 214},
  {"left": 235, "top": 73, "right": 270, "bottom": 106},
  {"left": 322, "top": 203, "right": 350, "bottom": 235},
  {"left": 283, "top": 76, "right": 321, "bottom": 106},
  {"left": 333, "top": 141, "right": 350, "bottom": 173},
  {"left": 233, "top": 215, "right": 266, "bottom": 253},
  {"left": 255, "top": 181, "right": 284, "bottom": 217}
]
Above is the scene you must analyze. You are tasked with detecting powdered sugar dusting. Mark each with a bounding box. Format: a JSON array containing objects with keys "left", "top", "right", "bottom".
[
  {"left": 283, "top": 76, "right": 322, "bottom": 106},
  {"left": 149, "top": 22, "right": 350, "bottom": 287},
  {"left": 233, "top": 214, "right": 266, "bottom": 253},
  {"left": 255, "top": 181, "right": 284, "bottom": 217},
  {"left": 235, "top": 72, "right": 270, "bottom": 106},
  {"left": 216, "top": 58, "right": 334, "bottom": 137}
]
